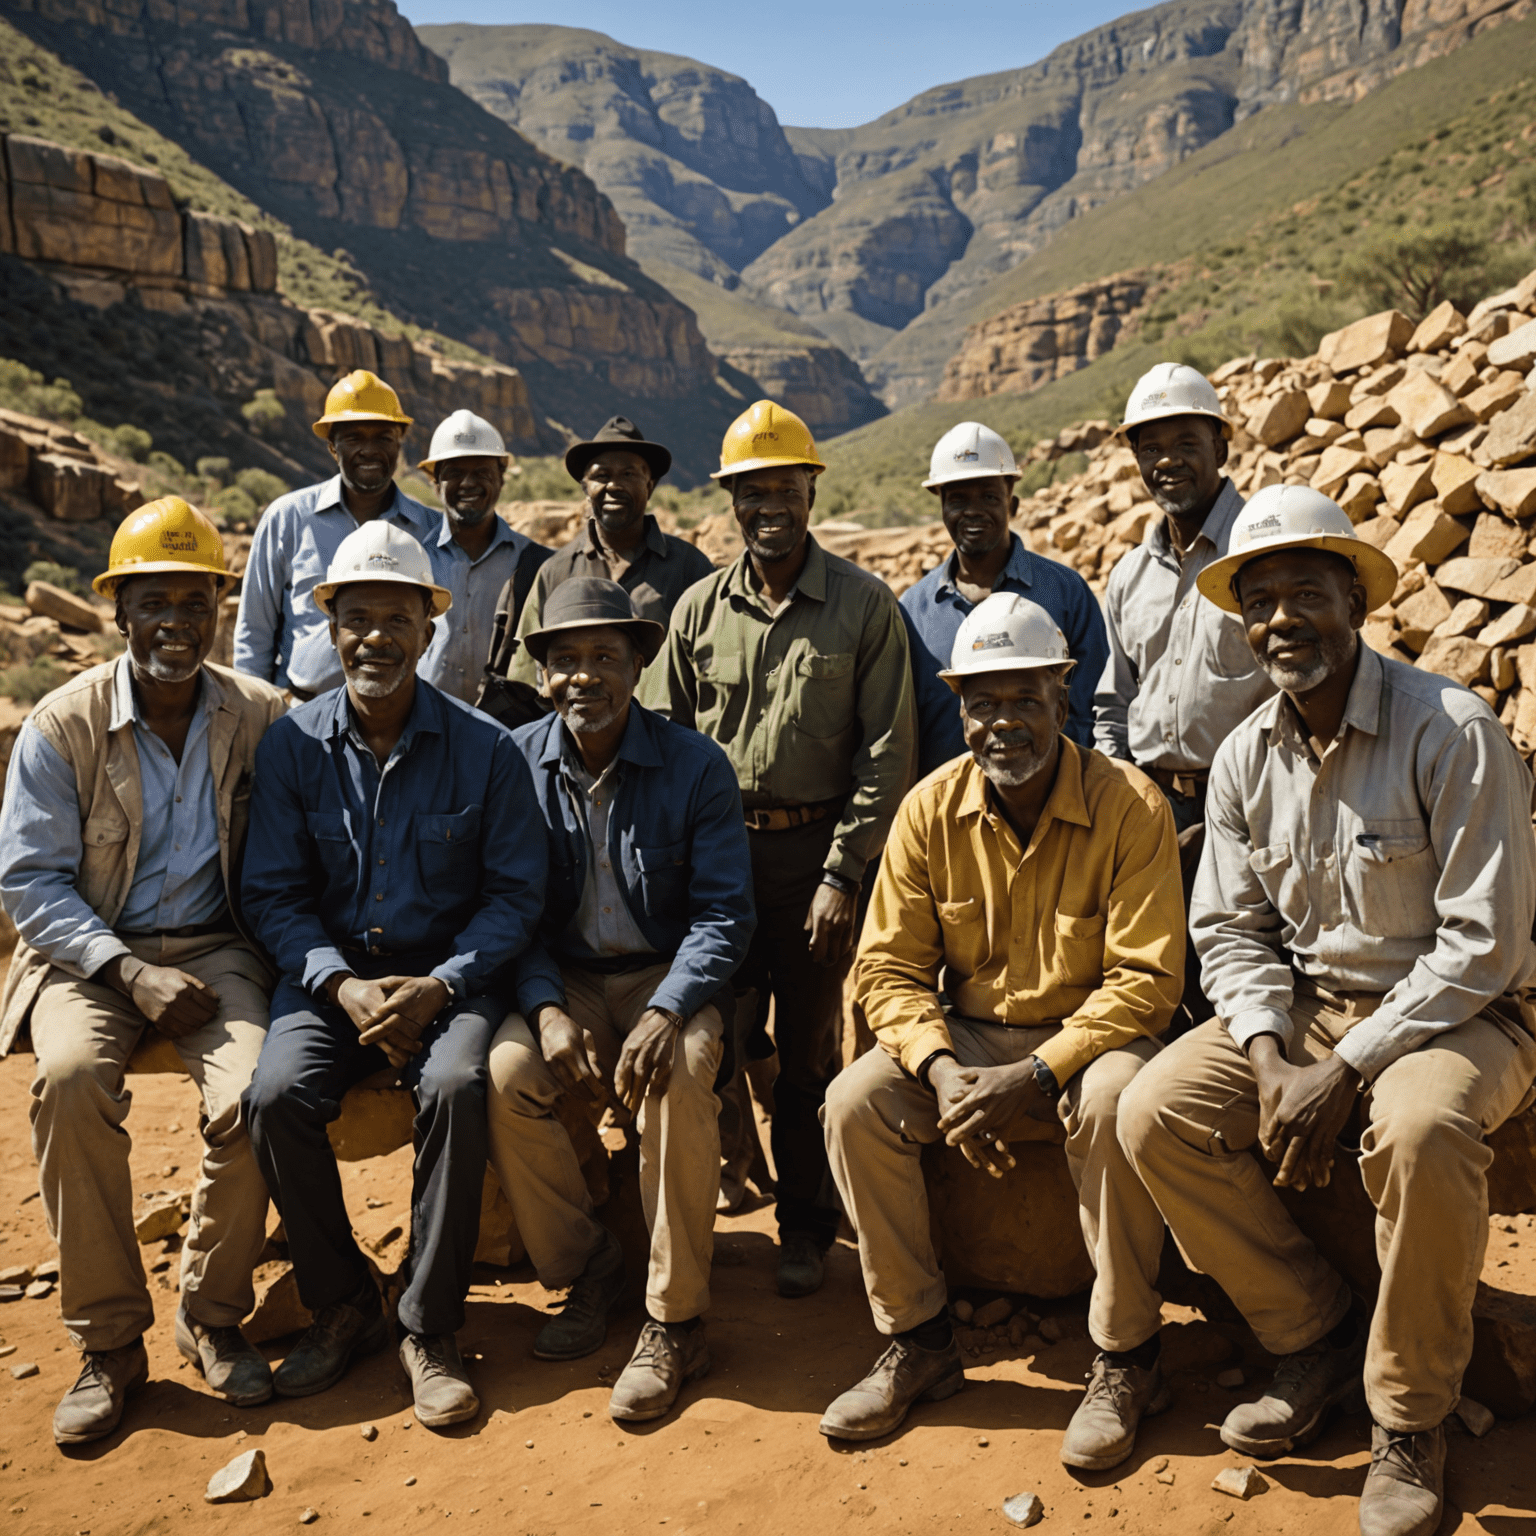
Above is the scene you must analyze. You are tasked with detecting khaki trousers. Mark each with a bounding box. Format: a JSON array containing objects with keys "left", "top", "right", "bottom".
[
  {"left": 823, "top": 1021, "right": 1166, "bottom": 1350},
  {"left": 27, "top": 932, "right": 273, "bottom": 1353},
  {"left": 487, "top": 963, "right": 723, "bottom": 1322},
  {"left": 1118, "top": 995, "right": 1536, "bottom": 1432}
]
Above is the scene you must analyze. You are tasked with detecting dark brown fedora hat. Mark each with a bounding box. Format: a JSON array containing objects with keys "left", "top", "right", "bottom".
[
  {"left": 563, "top": 415, "right": 672, "bottom": 483},
  {"left": 522, "top": 577, "right": 667, "bottom": 666}
]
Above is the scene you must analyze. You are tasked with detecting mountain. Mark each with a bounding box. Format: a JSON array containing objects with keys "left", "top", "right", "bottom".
[
  {"left": 0, "top": 0, "right": 751, "bottom": 480},
  {"left": 415, "top": 22, "right": 886, "bottom": 434}
]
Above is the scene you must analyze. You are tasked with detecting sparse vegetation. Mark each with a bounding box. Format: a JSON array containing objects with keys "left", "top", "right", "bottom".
[
  {"left": 23, "top": 560, "right": 85, "bottom": 594},
  {"left": 0, "top": 656, "right": 70, "bottom": 703}
]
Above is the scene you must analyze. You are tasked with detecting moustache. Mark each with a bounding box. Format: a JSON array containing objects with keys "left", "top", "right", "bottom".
[{"left": 354, "top": 647, "right": 402, "bottom": 665}]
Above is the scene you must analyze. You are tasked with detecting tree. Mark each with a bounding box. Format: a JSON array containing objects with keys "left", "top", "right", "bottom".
[{"left": 1340, "top": 228, "right": 1493, "bottom": 320}]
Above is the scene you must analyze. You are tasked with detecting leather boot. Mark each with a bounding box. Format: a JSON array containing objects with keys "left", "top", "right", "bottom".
[
  {"left": 776, "top": 1233, "right": 825, "bottom": 1299},
  {"left": 534, "top": 1230, "right": 625, "bottom": 1361},
  {"left": 1358, "top": 1422, "right": 1445, "bottom": 1536},
  {"left": 608, "top": 1319, "right": 710, "bottom": 1423},
  {"left": 1221, "top": 1331, "right": 1365, "bottom": 1457},
  {"left": 53, "top": 1339, "right": 150, "bottom": 1445},
  {"left": 818, "top": 1335, "right": 965, "bottom": 1441},
  {"left": 400, "top": 1333, "right": 480, "bottom": 1428},
  {"left": 1060, "top": 1351, "right": 1172, "bottom": 1470},
  {"left": 175, "top": 1302, "right": 273, "bottom": 1407},
  {"left": 273, "top": 1280, "right": 390, "bottom": 1398}
]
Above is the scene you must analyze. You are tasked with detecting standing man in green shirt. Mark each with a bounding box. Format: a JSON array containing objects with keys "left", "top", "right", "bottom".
[{"left": 662, "top": 400, "right": 916, "bottom": 1298}]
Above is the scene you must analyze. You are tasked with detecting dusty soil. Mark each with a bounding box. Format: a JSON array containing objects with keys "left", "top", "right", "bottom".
[{"left": 0, "top": 1055, "right": 1532, "bottom": 1536}]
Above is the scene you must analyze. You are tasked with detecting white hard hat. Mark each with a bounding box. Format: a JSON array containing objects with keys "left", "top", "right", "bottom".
[
  {"left": 938, "top": 592, "right": 1072, "bottom": 693},
  {"left": 313, "top": 520, "right": 453, "bottom": 617},
  {"left": 417, "top": 409, "right": 509, "bottom": 475},
  {"left": 923, "top": 421, "right": 1018, "bottom": 490},
  {"left": 1197, "top": 484, "right": 1398, "bottom": 615},
  {"left": 1121, "top": 362, "right": 1232, "bottom": 440}
]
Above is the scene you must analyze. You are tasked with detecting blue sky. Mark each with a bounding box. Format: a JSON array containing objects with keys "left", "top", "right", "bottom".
[{"left": 398, "top": 0, "right": 1144, "bottom": 129}]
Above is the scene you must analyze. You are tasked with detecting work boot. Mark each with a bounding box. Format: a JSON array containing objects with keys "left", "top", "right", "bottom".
[
  {"left": 608, "top": 1319, "right": 710, "bottom": 1423},
  {"left": 175, "top": 1302, "right": 273, "bottom": 1407},
  {"left": 1220, "top": 1330, "right": 1365, "bottom": 1457},
  {"left": 1060, "top": 1351, "right": 1172, "bottom": 1470},
  {"left": 400, "top": 1332, "right": 480, "bottom": 1429},
  {"left": 1358, "top": 1422, "right": 1446, "bottom": 1536},
  {"left": 776, "top": 1232, "right": 825, "bottom": 1298},
  {"left": 818, "top": 1335, "right": 965, "bottom": 1441},
  {"left": 533, "top": 1230, "right": 625, "bottom": 1361},
  {"left": 273, "top": 1279, "right": 390, "bottom": 1398},
  {"left": 53, "top": 1339, "right": 150, "bottom": 1445}
]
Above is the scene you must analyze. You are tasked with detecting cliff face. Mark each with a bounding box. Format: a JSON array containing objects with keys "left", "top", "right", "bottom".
[{"left": 2, "top": 0, "right": 746, "bottom": 479}]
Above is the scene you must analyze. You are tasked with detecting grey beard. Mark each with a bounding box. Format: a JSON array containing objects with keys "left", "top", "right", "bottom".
[
  {"left": 138, "top": 651, "right": 201, "bottom": 684},
  {"left": 1258, "top": 630, "right": 1356, "bottom": 694},
  {"left": 562, "top": 697, "right": 620, "bottom": 734},
  {"left": 1150, "top": 481, "right": 1205, "bottom": 518},
  {"left": 347, "top": 656, "right": 409, "bottom": 698},
  {"left": 973, "top": 741, "right": 1049, "bottom": 789}
]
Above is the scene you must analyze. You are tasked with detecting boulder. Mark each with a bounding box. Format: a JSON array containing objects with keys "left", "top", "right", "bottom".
[
  {"left": 1468, "top": 512, "right": 1529, "bottom": 560},
  {"left": 1434, "top": 556, "right": 1522, "bottom": 598},
  {"left": 1387, "top": 373, "right": 1472, "bottom": 439},
  {"left": 1247, "top": 390, "right": 1310, "bottom": 448},
  {"left": 1391, "top": 583, "right": 1453, "bottom": 650},
  {"left": 1338, "top": 472, "right": 1383, "bottom": 523},
  {"left": 1488, "top": 318, "right": 1536, "bottom": 372},
  {"left": 1465, "top": 372, "right": 1527, "bottom": 423},
  {"left": 27, "top": 452, "right": 113, "bottom": 522},
  {"left": 1382, "top": 508, "right": 1466, "bottom": 568},
  {"left": 1415, "top": 634, "right": 1490, "bottom": 685},
  {"left": 1430, "top": 452, "right": 1485, "bottom": 515},
  {"left": 1480, "top": 604, "right": 1536, "bottom": 648},
  {"left": 1409, "top": 300, "right": 1466, "bottom": 353},
  {"left": 1488, "top": 562, "right": 1536, "bottom": 607},
  {"left": 0, "top": 423, "right": 27, "bottom": 491},
  {"left": 1431, "top": 597, "right": 1489, "bottom": 640},
  {"left": 1476, "top": 468, "right": 1536, "bottom": 519},
  {"left": 1345, "top": 395, "right": 1401, "bottom": 433},
  {"left": 1313, "top": 446, "right": 1374, "bottom": 497},
  {"left": 1319, "top": 310, "right": 1414, "bottom": 374},
  {"left": 1379, "top": 460, "right": 1436, "bottom": 515},
  {"left": 1444, "top": 350, "right": 1485, "bottom": 396},
  {"left": 25, "top": 580, "right": 102, "bottom": 633},
  {"left": 1481, "top": 392, "right": 1536, "bottom": 466},
  {"left": 1306, "top": 379, "right": 1353, "bottom": 420}
]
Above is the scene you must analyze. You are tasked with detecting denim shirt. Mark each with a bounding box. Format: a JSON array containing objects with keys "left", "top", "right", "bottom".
[
  {"left": 241, "top": 679, "right": 546, "bottom": 1000},
  {"left": 899, "top": 533, "right": 1107, "bottom": 777},
  {"left": 233, "top": 477, "right": 437, "bottom": 694},
  {"left": 511, "top": 703, "right": 755, "bottom": 1022}
]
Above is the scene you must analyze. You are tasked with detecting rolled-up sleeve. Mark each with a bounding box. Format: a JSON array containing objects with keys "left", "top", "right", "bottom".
[
  {"left": 1334, "top": 719, "right": 1536, "bottom": 1081},
  {"left": 1033, "top": 789, "right": 1183, "bottom": 1084},
  {"left": 1190, "top": 747, "right": 1295, "bottom": 1050},
  {"left": 0, "top": 724, "right": 129, "bottom": 978}
]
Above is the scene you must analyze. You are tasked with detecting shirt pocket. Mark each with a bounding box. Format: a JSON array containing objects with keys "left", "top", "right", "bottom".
[
  {"left": 416, "top": 806, "right": 483, "bottom": 892},
  {"left": 1204, "top": 608, "right": 1258, "bottom": 682},
  {"left": 936, "top": 896, "right": 987, "bottom": 979},
  {"left": 633, "top": 839, "right": 688, "bottom": 922},
  {"left": 1247, "top": 841, "right": 1294, "bottom": 914},
  {"left": 305, "top": 809, "right": 355, "bottom": 888},
  {"left": 289, "top": 532, "right": 329, "bottom": 604},
  {"left": 789, "top": 649, "right": 855, "bottom": 740},
  {"left": 694, "top": 650, "right": 744, "bottom": 736},
  {"left": 1048, "top": 910, "right": 1107, "bottom": 988},
  {"left": 80, "top": 812, "right": 130, "bottom": 887},
  {"left": 1346, "top": 818, "right": 1438, "bottom": 939}
]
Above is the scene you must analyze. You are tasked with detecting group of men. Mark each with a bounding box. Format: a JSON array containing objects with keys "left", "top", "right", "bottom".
[{"left": 1, "top": 359, "right": 1531, "bottom": 1536}]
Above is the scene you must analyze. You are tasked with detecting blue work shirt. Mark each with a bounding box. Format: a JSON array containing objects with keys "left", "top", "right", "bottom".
[
  {"left": 234, "top": 476, "right": 437, "bottom": 695},
  {"left": 420, "top": 512, "right": 537, "bottom": 706},
  {"left": 512, "top": 703, "right": 755, "bottom": 1023},
  {"left": 0, "top": 659, "right": 227, "bottom": 976},
  {"left": 241, "top": 678, "right": 545, "bottom": 1001},
  {"left": 899, "top": 533, "right": 1108, "bottom": 776}
]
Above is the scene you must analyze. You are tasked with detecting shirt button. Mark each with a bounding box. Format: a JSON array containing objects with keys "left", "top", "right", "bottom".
[
  {"left": 175, "top": 796, "right": 182, "bottom": 803},
  {"left": 378, "top": 857, "right": 386, "bottom": 866},
  {"left": 602, "top": 906, "right": 612, "bottom": 914},
  {"left": 375, "top": 893, "right": 384, "bottom": 902},
  {"left": 378, "top": 817, "right": 385, "bottom": 826},
  {"left": 1173, "top": 658, "right": 1182, "bottom": 665}
]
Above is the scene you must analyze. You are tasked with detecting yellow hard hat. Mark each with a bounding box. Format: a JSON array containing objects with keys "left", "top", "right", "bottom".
[
  {"left": 93, "top": 497, "right": 228, "bottom": 598},
  {"left": 710, "top": 399, "right": 825, "bottom": 481},
  {"left": 311, "top": 369, "right": 413, "bottom": 440}
]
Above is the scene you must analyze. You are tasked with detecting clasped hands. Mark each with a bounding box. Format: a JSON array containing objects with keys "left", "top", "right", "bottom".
[
  {"left": 928, "top": 1056, "right": 1057, "bottom": 1180},
  {"left": 1246, "top": 1034, "right": 1360, "bottom": 1191},
  {"left": 536, "top": 1003, "right": 680, "bottom": 1115},
  {"left": 328, "top": 973, "right": 451, "bottom": 1069}
]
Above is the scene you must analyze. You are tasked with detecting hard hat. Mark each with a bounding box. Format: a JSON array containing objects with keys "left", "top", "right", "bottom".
[
  {"left": 1197, "top": 484, "right": 1398, "bottom": 615},
  {"left": 418, "top": 409, "right": 509, "bottom": 475},
  {"left": 312, "top": 521, "right": 452, "bottom": 617},
  {"left": 1120, "top": 362, "right": 1232, "bottom": 440},
  {"left": 710, "top": 399, "right": 825, "bottom": 481},
  {"left": 937, "top": 592, "right": 1073, "bottom": 693},
  {"left": 923, "top": 421, "right": 1017, "bottom": 490},
  {"left": 312, "top": 369, "right": 413, "bottom": 440},
  {"left": 93, "top": 496, "right": 228, "bottom": 598}
]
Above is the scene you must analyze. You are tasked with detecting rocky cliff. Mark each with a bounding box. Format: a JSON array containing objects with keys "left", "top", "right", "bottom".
[{"left": 1, "top": 0, "right": 747, "bottom": 479}]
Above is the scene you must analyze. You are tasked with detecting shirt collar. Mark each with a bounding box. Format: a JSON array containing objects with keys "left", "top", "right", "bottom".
[
  {"left": 729, "top": 534, "right": 828, "bottom": 605},
  {"left": 937, "top": 532, "right": 1032, "bottom": 597},
  {"left": 433, "top": 509, "right": 520, "bottom": 559},
  {"left": 1146, "top": 476, "right": 1243, "bottom": 558},
  {"left": 579, "top": 512, "right": 668, "bottom": 560},
  {"left": 544, "top": 702, "right": 665, "bottom": 774},
  {"left": 1265, "top": 642, "right": 1383, "bottom": 751},
  {"left": 954, "top": 736, "right": 1091, "bottom": 833},
  {"left": 110, "top": 654, "right": 220, "bottom": 732},
  {"left": 313, "top": 476, "right": 433, "bottom": 535},
  {"left": 325, "top": 676, "right": 445, "bottom": 751}
]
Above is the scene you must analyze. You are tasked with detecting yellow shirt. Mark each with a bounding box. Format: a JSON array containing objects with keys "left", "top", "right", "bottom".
[{"left": 854, "top": 739, "right": 1184, "bottom": 1085}]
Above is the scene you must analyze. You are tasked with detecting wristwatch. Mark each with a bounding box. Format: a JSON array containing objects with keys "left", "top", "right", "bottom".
[{"left": 1029, "top": 1055, "right": 1062, "bottom": 1102}]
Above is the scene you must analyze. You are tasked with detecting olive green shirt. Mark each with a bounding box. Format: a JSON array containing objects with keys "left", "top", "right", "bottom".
[{"left": 660, "top": 536, "right": 916, "bottom": 884}]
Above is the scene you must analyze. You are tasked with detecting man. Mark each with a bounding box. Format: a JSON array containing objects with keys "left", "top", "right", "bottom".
[
  {"left": 901, "top": 421, "right": 1106, "bottom": 774},
  {"left": 1093, "top": 363, "right": 1273, "bottom": 835},
  {"left": 1119, "top": 486, "right": 1536, "bottom": 1536},
  {"left": 488, "top": 579, "right": 754, "bottom": 1423},
  {"left": 820, "top": 593, "right": 1182, "bottom": 1454},
  {"left": 240, "top": 521, "right": 545, "bottom": 1428},
  {"left": 0, "top": 498, "right": 285, "bottom": 1444},
  {"left": 662, "top": 399, "right": 916, "bottom": 1298},
  {"left": 415, "top": 408, "right": 551, "bottom": 706},
  {"left": 235, "top": 369, "right": 435, "bottom": 700},
  {"left": 504, "top": 416, "right": 713, "bottom": 710}
]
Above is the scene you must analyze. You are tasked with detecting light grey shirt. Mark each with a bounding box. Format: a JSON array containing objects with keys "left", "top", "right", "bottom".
[
  {"left": 1093, "top": 478, "right": 1274, "bottom": 771},
  {"left": 560, "top": 743, "right": 655, "bottom": 959},
  {"left": 1192, "top": 642, "right": 1536, "bottom": 1082}
]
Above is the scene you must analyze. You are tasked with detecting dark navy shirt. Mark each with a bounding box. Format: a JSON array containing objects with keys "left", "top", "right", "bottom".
[
  {"left": 242, "top": 679, "right": 545, "bottom": 1000},
  {"left": 899, "top": 533, "right": 1108, "bottom": 777}
]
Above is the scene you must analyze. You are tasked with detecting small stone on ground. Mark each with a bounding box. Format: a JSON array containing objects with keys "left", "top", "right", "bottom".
[
  {"left": 11, "top": 1361, "right": 39, "bottom": 1379},
  {"left": 1002, "top": 1491, "right": 1044, "bottom": 1527},
  {"left": 205, "top": 1449, "right": 272, "bottom": 1504},
  {"left": 1212, "top": 1465, "right": 1266, "bottom": 1500},
  {"left": 1458, "top": 1399, "right": 1496, "bottom": 1437},
  {"left": 360, "top": 1423, "right": 378, "bottom": 1441}
]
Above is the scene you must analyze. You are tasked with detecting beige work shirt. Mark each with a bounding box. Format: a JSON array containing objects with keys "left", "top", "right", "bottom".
[
  {"left": 1093, "top": 478, "right": 1274, "bottom": 771},
  {"left": 1192, "top": 642, "right": 1536, "bottom": 1081}
]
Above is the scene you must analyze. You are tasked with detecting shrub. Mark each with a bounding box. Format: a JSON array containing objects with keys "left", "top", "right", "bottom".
[
  {"left": 23, "top": 559, "right": 85, "bottom": 595},
  {"left": 196, "top": 456, "right": 231, "bottom": 486},
  {"left": 234, "top": 467, "right": 290, "bottom": 512},
  {"left": 0, "top": 657, "right": 70, "bottom": 704},
  {"left": 0, "top": 357, "right": 83, "bottom": 421},
  {"left": 211, "top": 485, "right": 258, "bottom": 524},
  {"left": 241, "top": 388, "right": 287, "bottom": 437},
  {"left": 1340, "top": 227, "right": 1497, "bottom": 319}
]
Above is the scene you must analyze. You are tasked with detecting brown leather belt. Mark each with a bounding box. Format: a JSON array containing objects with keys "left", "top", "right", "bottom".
[
  {"left": 743, "top": 800, "right": 840, "bottom": 833},
  {"left": 1146, "top": 765, "right": 1209, "bottom": 799}
]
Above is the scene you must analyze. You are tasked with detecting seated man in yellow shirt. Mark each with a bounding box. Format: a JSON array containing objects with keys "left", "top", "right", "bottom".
[{"left": 820, "top": 593, "right": 1183, "bottom": 1468}]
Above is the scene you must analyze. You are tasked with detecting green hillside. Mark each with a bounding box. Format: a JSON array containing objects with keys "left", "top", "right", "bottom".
[{"left": 818, "top": 12, "right": 1536, "bottom": 526}]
